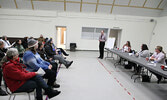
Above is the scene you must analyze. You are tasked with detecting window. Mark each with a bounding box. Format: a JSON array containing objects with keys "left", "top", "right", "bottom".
[{"left": 81, "top": 27, "right": 108, "bottom": 40}]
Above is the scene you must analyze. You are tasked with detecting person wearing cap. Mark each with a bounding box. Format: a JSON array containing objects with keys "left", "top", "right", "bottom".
[
  {"left": 44, "top": 39, "right": 73, "bottom": 68},
  {"left": 150, "top": 46, "right": 166, "bottom": 83},
  {"left": 23, "top": 39, "right": 60, "bottom": 88},
  {"left": 1, "top": 48, "right": 60, "bottom": 100}
]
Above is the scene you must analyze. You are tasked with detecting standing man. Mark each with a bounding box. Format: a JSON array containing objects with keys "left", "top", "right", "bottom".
[{"left": 98, "top": 30, "right": 106, "bottom": 59}]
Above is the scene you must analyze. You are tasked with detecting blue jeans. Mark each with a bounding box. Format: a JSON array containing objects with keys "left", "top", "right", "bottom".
[{"left": 15, "top": 75, "right": 48, "bottom": 100}]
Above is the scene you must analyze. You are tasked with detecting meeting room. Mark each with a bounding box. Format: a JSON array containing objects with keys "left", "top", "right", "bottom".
[{"left": 0, "top": 0, "right": 167, "bottom": 100}]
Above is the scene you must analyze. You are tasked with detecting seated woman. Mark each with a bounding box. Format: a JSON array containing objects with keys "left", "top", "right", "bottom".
[
  {"left": 121, "top": 41, "right": 134, "bottom": 69},
  {"left": 15, "top": 39, "right": 25, "bottom": 57},
  {"left": 23, "top": 39, "right": 60, "bottom": 88},
  {"left": 0, "top": 41, "right": 8, "bottom": 96},
  {"left": 1, "top": 48, "right": 60, "bottom": 100},
  {"left": 149, "top": 46, "right": 166, "bottom": 83},
  {"left": 136, "top": 44, "right": 149, "bottom": 58},
  {"left": 37, "top": 42, "right": 57, "bottom": 65},
  {"left": 123, "top": 41, "right": 131, "bottom": 53},
  {"left": 45, "top": 39, "right": 73, "bottom": 68},
  {"left": 134, "top": 44, "right": 150, "bottom": 73}
]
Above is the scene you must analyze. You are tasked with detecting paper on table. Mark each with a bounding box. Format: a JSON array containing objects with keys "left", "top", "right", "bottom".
[
  {"left": 37, "top": 67, "right": 46, "bottom": 76},
  {"left": 147, "top": 63, "right": 157, "bottom": 67}
]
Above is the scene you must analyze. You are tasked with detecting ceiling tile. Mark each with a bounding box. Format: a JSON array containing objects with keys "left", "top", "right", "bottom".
[
  {"left": 66, "top": 0, "right": 81, "bottom": 2},
  {"left": 82, "top": 4, "right": 96, "bottom": 12},
  {"left": 66, "top": 3, "right": 80, "bottom": 12},
  {"left": 115, "top": 0, "right": 130, "bottom": 5},
  {"left": 0, "top": 0, "right": 16, "bottom": 9},
  {"left": 97, "top": 5, "right": 111, "bottom": 13},
  {"left": 130, "top": 0, "right": 145, "bottom": 6},
  {"left": 33, "top": 1, "right": 64, "bottom": 11},
  {"left": 83, "top": 0, "right": 97, "bottom": 3},
  {"left": 145, "top": 0, "right": 160, "bottom": 8},
  {"left": 16, "top": 0, "right": 32, "bottom": 9},
  {"left": 158, "top": 0, "right": 167, "bottom": 8},
  {"left": 99, "top": 0, "right": 113, "bottom": 4}
]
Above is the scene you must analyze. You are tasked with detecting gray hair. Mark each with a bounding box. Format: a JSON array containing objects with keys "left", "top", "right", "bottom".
[
  {"left": 0, "top": 48, "right": 19, "bottom": 66},
  {"left": 6, "top": 48, "right": 19, "bottom": 59}
]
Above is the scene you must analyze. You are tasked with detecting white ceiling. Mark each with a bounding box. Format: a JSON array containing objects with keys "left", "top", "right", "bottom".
[{"left": 0, "top": 0, "right": 167, "bottom": 17}]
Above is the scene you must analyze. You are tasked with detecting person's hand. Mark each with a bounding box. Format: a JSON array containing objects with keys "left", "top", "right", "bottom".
[
  {"left": 48, "top": 65, "right": 52, "bottom": 69},
  {"left": 56, "top": 51, "right": 58, "bottom": 55},
  {"left": 150, "top": 57, "right": 154, "bottom": 61},
  {"left": 35, "top": 72, "right": 38, "bottom": 75},
  {"left": 49, "top": 58, "right": 53, "bottom": 61}
]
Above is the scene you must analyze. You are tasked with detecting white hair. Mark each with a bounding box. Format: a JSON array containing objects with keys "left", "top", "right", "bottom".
[{"left": 6, "top": 48, "right": 19, "bottom": 59}]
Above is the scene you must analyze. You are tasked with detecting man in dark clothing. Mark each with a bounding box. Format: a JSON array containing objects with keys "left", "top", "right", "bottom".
[
  {"left": 0, "top": 41, "right": 8, "bottom": 96},
  {"left": 98, "top": 30, "right": 106, "bottom": 59}
]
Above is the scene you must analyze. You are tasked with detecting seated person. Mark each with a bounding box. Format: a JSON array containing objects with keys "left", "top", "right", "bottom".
[
  {"left": 37, "top": 42, "right": 49, "bottom": 61},
  {"left": 149, "top": 46, "right": 166, "bottom": 83},
  {"left": 136, "top": 44, "right": 149, "bottom": 58},
  {"left": 0, "top": 35, "right": 11, "bottom": 49},
  {"left": 37, "top": 42, "right": 56, "bottom": 64},
  {"left": 23, "top": 39, "right": 60, "bottom": 88},
  {"left": 15, "top": 39, "right": 25, "bottom": 57},
  {"left": 51, "top": 40, "right": 69, "bottom": 56},
  {"left": 0, "top": 41, "right": 8, "bottom": 96},
  {"left": 121, "top": 41, "right": 135, "bottom": 69},
  {"left": 122, "top": 41, "right": 131, "bottom": 53},
  {"left": 38, "top": 34, "right": 45, "bottom": 43},
  {"left": 134, "top": 44, "right": 150, "bottom": 73},
  {"left": 45, "top": 39, "right": 73, "bottom": 68},
  {"left": 22, "top": 37, "right": 28, "bottom": 49},
  {"left": 1, "top": 48, "right": 60, "bottom": 100}
]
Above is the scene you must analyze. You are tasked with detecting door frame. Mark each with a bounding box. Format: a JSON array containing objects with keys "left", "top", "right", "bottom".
[
  {"left": 109, "top": 28, "right": 122, "bottom": 48},
  {"left": 55, "top": 26, "right": 67, "bottom": 49}
]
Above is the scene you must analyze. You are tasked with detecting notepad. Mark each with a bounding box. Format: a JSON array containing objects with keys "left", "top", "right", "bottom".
[{"left": 37, "top": 67, "right": 46, "bottom": 76}]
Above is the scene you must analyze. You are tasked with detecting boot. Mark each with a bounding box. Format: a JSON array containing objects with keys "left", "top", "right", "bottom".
[
  {"left": 45, "top": 87, "right": 61, "bottom": 99},
  {"left": 52, "top": 83, "right": 60, "bottom": 88},
  {"left": 66, "top": 61, "right": 73, "bottom": 69}
]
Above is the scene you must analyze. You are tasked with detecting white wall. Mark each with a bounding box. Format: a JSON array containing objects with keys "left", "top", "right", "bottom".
[
  {"left": 150, "top": 16, "right": 167, "bottom": 53},
  {"left": 0, "top": 9, "right": 156, "bottom": 51}
]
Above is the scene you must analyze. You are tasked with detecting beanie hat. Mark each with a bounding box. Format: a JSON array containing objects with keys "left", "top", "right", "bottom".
[{"left": 28, "top": 39, "right": 38, "bottom": 48}]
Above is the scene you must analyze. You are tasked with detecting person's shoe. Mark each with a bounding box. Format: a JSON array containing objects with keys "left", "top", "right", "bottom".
[
  {"left": 0, "top": 88, "right": 8, "bottom": 96},
  {"left": 66, "top": 61, "right": 73, "bottom": 69},
  {"left": 45, "top": 87, "right": 61, "bottom": 99},
  {"left": 65, "top": 54, "right": 69, "bottom": 56},
  {"left": 157, "top": 77, "right": 162, "bottom": 84},
  {"left": 52, "top": 83, "right": 60, "bottom": 88}
]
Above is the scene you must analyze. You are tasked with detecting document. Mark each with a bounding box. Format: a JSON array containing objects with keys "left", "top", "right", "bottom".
[{"left": 37, "top": 67, "right": 46, "bottom": 76}]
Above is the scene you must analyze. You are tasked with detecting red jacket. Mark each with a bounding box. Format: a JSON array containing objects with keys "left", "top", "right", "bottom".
[{"left": 2, "top": 58, "right": 36, "bottom": 92}]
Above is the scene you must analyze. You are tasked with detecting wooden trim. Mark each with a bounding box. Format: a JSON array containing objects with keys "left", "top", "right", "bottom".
[
  {"left": 31, "top": 0, "right": 34, "bottom": 10},
  {"left": 157, "top": 0, "right": 163, "bottom": 8},
  {"left": 115, "top": 4, "right": 163, "bottom": 10},
  {"left": 95, "top": 0, "right": 99, "bottom": 13},
  {"left": 14, "top": 0, "right": 18, "bottom": 9},
  {"left": 64, "top": 0, "right": 66, "bottom": 11},
  {"left": 30, "top": 0, "right": 164, "bottom": 10},
  {"left": 110, "top": 0, "right": 116, "bottom": 14},
  {"left": 143, "top": 0, "right": 147, "bottom": 7},
  {"left": 128, "top": 0, "right": 132, "bottom": 6},
  {"left": 80, "top": 0, "right": 83, "bottom": 12}
]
